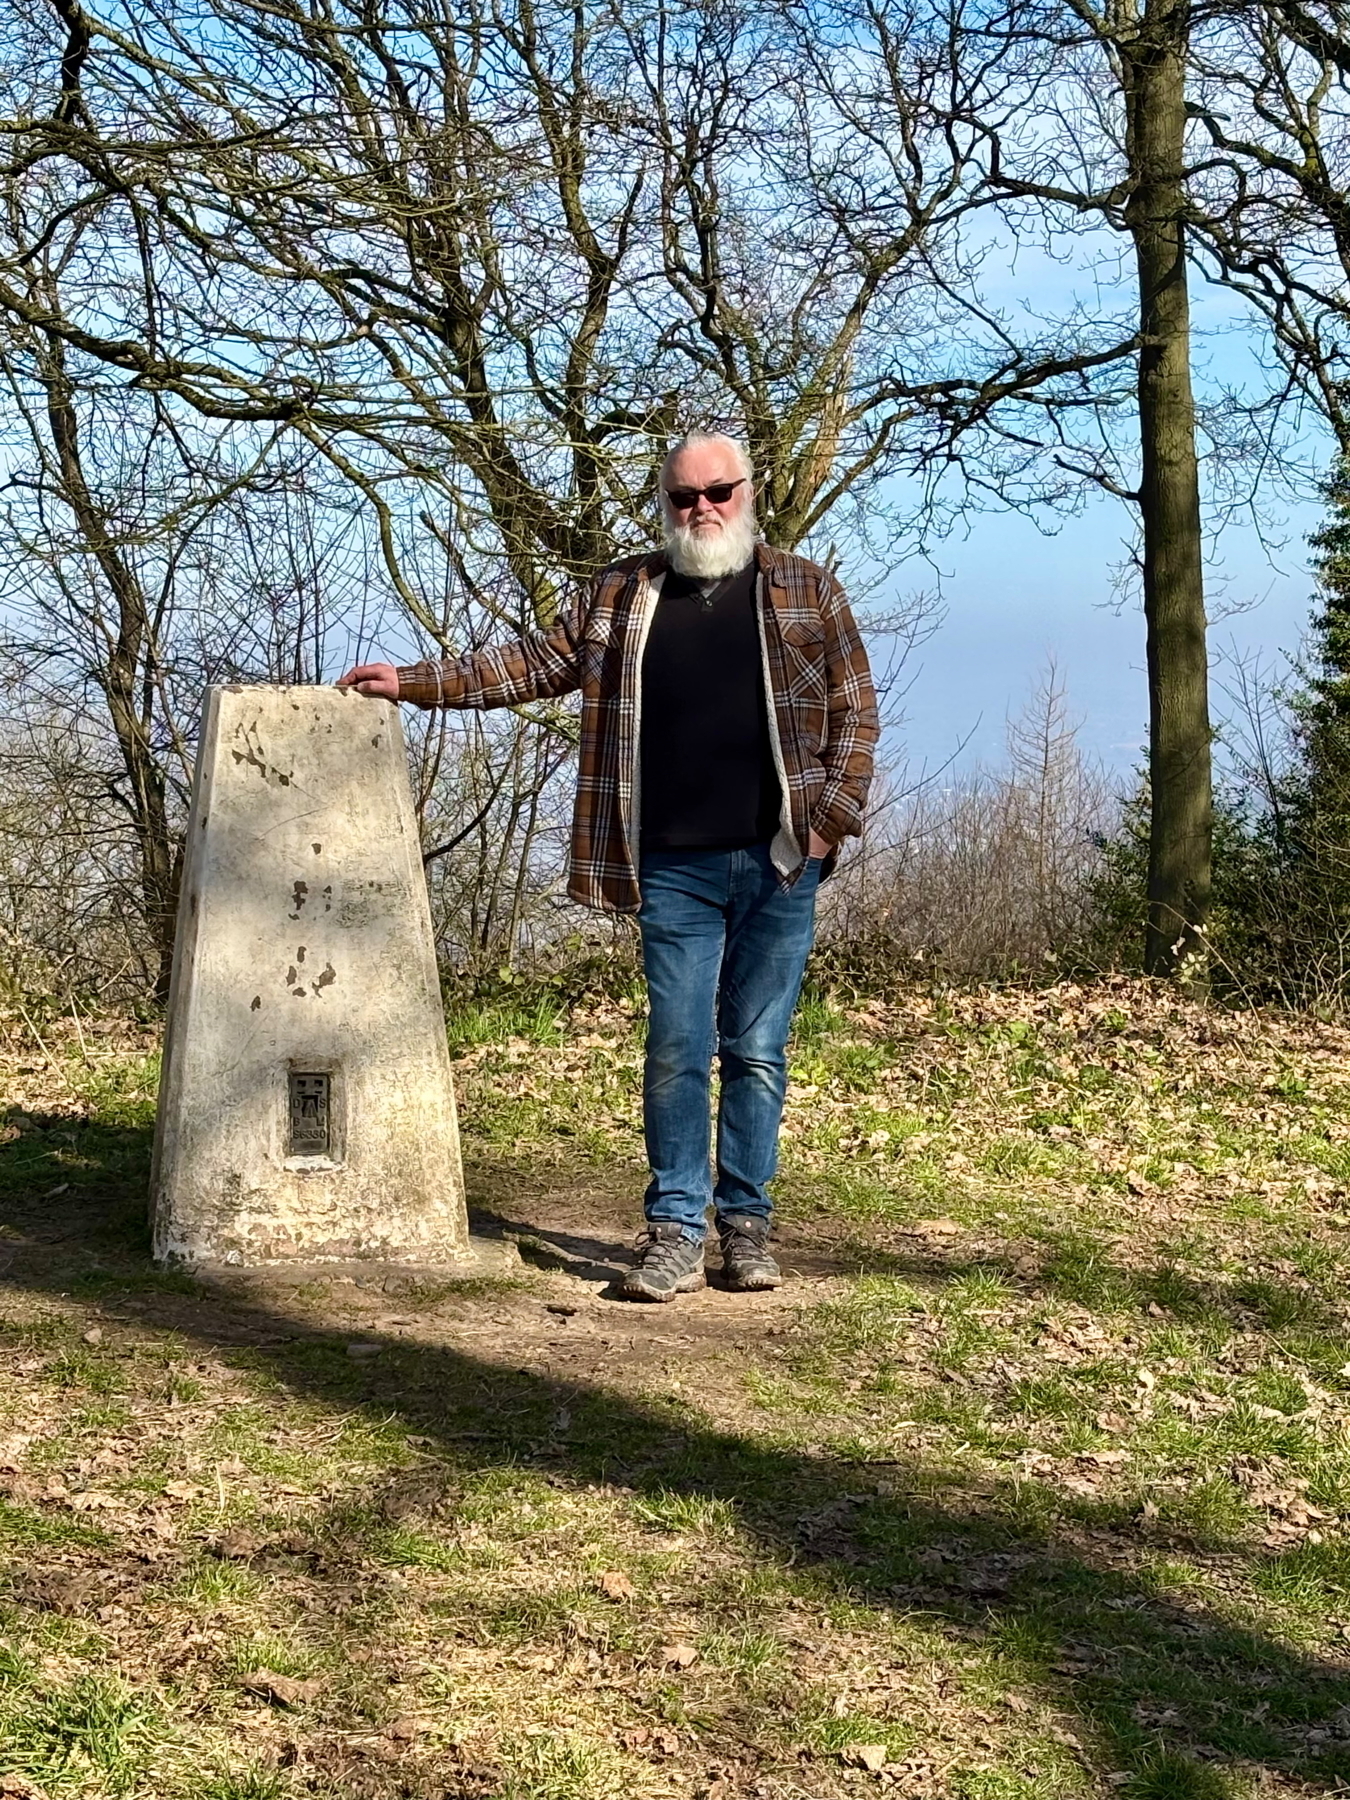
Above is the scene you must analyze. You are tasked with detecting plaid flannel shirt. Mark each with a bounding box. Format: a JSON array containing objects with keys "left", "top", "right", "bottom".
[{"left": 397, "top": 541, "right": 878, "bottom": 913}]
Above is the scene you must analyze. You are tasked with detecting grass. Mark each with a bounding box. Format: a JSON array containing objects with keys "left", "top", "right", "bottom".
[
  {"left": 0, "top": 1656, "right": 172, "bottom": 1797},
  {"left": 2, "top": 984, "right": 1350, "bottom": 1795}
]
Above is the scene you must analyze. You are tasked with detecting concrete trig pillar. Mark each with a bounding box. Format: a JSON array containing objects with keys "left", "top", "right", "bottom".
[{"left": 151, "top": 684, "right": 471, "bottom": 1269}]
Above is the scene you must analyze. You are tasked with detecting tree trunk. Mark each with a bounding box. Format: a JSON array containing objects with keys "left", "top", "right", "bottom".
[
  {"left": 39, "top": 338, "right": 181, "bottom": 1002},
  {"left": 1124, "top": 0, "right": 1213, "bottom": 988}
]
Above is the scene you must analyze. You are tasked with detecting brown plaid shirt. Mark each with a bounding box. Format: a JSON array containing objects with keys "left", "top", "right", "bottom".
[{"left": 397, "top": 541, "right": 878, "bottom": 913}]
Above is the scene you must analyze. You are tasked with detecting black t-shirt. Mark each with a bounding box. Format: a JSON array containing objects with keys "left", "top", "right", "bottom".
[{"left": 638, "top": 561, "right": 781, "bottom": 851}]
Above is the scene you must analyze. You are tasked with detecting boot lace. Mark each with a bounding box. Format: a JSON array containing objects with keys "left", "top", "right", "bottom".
[{"left": 635, "top": 1230, "right": 693, "bottom": 1272}]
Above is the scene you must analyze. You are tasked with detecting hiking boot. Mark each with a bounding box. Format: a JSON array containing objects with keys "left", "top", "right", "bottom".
[
  {"left": 717, "top": 1214, "right": 782, "bottom": 1291},
  {"left": 619, "top": 1223, "right": 705, "bottom": 1302}
]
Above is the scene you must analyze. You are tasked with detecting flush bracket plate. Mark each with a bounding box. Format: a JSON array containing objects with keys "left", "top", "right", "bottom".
[{"left": 288, "top": 1072, "right": 331, "bottom": 1157}]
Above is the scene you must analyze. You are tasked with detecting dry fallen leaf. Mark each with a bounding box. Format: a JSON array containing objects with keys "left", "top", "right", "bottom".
[
  {"left": 0, "top": 1773, "right": 48, "bottom": 1798},
  {"left": 658, "top": 1641, "right": 698, "bottom": 1669},
  {"left": 841, "top": 1742, "right": 889, "bottom": 1771},
  {"left": 212, "top": 1527, "right": 268, "bottom": 1561},
  {"left": 241, "top": 1668, "right": 322, "bottom": 1708},
  {"left": 0, "top": 1437, "right": 30, "bottom": 1475},
  {"left": 599, "top": 1569, "right": 637, "bottom": 1602},
  {"left": 17, "top": 1570, "right": 98, "bottom": 1616}
]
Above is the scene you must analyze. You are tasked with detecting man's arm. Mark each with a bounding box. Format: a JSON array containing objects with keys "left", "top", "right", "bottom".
[
  {"left": 338, "top": 602, "right": 585, "bottom": 708},
  {"left": 810, "top": 574, "right": 879, "bottom": 847}
]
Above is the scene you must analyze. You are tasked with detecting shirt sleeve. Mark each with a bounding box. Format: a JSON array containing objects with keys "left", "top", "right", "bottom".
[{"left": 397, "top": 594, "right": 586, "bottom": 710}]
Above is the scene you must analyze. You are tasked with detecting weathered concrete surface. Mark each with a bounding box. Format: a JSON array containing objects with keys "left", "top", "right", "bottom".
[{"left": 151, "top": 685, "right": 471, "bottom": 1268}]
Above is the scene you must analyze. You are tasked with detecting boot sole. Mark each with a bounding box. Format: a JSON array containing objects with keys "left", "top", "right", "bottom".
[
  {"left": 618, "top": 1269, "right": 706, "bottom": 1303},
  {"left": 723, "top": 1270, "right": 783, "bottom": 1291}
]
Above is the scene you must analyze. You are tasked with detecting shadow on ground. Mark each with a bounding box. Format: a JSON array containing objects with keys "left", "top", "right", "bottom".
[{"left": 1, "top": 1106, "right": 1348, "bottom": 1798}]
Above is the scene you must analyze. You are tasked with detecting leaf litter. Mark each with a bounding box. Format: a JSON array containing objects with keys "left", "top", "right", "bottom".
[{"left": 2, "top": 986, "right": 1350, "bottom": 1794}]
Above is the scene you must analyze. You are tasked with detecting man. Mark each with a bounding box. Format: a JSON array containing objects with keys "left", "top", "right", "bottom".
[{"left": 339, "top": 433, "right": 877, "bottom": 1301}]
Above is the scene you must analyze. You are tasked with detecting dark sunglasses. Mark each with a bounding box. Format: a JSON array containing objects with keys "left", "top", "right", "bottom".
[{"left": 664, "top": 477, "right": 746, "bottom": 510}]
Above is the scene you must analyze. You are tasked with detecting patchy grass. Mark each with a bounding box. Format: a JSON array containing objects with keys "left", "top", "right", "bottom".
[{"left": 1, "top": 984, "right": 1350, "bottom": 1796}]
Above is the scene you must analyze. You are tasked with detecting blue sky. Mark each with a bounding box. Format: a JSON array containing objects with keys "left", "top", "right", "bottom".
[
  {"left": 887, "top": 486, "right": 1326, "bottom": 780},
  {"left": 870, "top": 228, "right": 1336, "bottom": 782}
]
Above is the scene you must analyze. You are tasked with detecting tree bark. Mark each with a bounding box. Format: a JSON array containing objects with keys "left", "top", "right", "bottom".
[
  {"left": 1123, "top": 0, "right": 1212, "bottom": 987},
  {"left": 39, "top": 336, "right": 181, "bottom": 1001}
]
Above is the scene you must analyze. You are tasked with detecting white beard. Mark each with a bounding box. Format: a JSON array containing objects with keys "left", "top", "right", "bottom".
[{"left": 664, "top": 505, "right": 759, "bottom": 579}]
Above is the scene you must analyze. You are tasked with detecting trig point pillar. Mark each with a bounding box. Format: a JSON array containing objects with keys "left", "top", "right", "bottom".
[{"left": 151, "top": 685, "right": 471, "bottom": 1269}]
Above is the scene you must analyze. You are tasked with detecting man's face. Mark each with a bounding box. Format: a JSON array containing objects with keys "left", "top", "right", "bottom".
[{"left": 663, "top": 443, "right": 752, "bottom": 540}]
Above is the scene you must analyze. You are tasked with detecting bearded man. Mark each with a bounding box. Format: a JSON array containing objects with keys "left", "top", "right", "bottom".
[{"left": 339, "top": 433, "right": 878, "bottom": 1301}]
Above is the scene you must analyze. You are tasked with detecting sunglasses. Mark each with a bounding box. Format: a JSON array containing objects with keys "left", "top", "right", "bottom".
[{"left": 664, "top": 478, "right": 746, "bottom": 511}]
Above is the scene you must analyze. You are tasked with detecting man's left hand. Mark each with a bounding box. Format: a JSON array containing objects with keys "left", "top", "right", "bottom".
[{"left": 807, "top": 829, "right": 832, "bottom": 860}]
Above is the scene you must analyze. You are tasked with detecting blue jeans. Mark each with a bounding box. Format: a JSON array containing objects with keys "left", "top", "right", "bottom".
[{"left": 637, "top": 844, "right": 821, "bottom": 1240}]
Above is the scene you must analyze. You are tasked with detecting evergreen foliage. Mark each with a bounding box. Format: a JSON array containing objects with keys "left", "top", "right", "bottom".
[
  {"left": 1295, "top": 456, "right": 1350, "bottom": 839},
  {"left": 1087, "top": 455, "right": 1350, "bottom": 1009}
]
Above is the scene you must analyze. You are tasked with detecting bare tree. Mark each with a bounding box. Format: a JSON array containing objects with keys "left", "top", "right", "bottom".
[
  {"left": 0, "top": 0, "right": 1152, "bottom": 577},
  {"left": 0, "top": 0, "right": 1153, "bottom": 992},
  {"left": 804, "top": 0, "right": 1226, "bottom": 982},
  {"left": 825, "top": 666, "right": 1118, "bottom": 976},
  {"left": 1181, "top": 5, "right": 1350, "bottom": 456},
  {"left": 0, "top": 228, "right": 370, "bottom": 996}
]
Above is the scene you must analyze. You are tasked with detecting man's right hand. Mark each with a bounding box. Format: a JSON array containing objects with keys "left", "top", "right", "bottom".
[{"left": 337, "top": 661, "right": 400, "bottom": 701}]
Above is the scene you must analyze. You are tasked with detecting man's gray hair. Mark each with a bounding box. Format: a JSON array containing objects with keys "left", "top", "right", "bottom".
[{"left": 660, "top": 431, "right": 755, "bottom": 488}]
